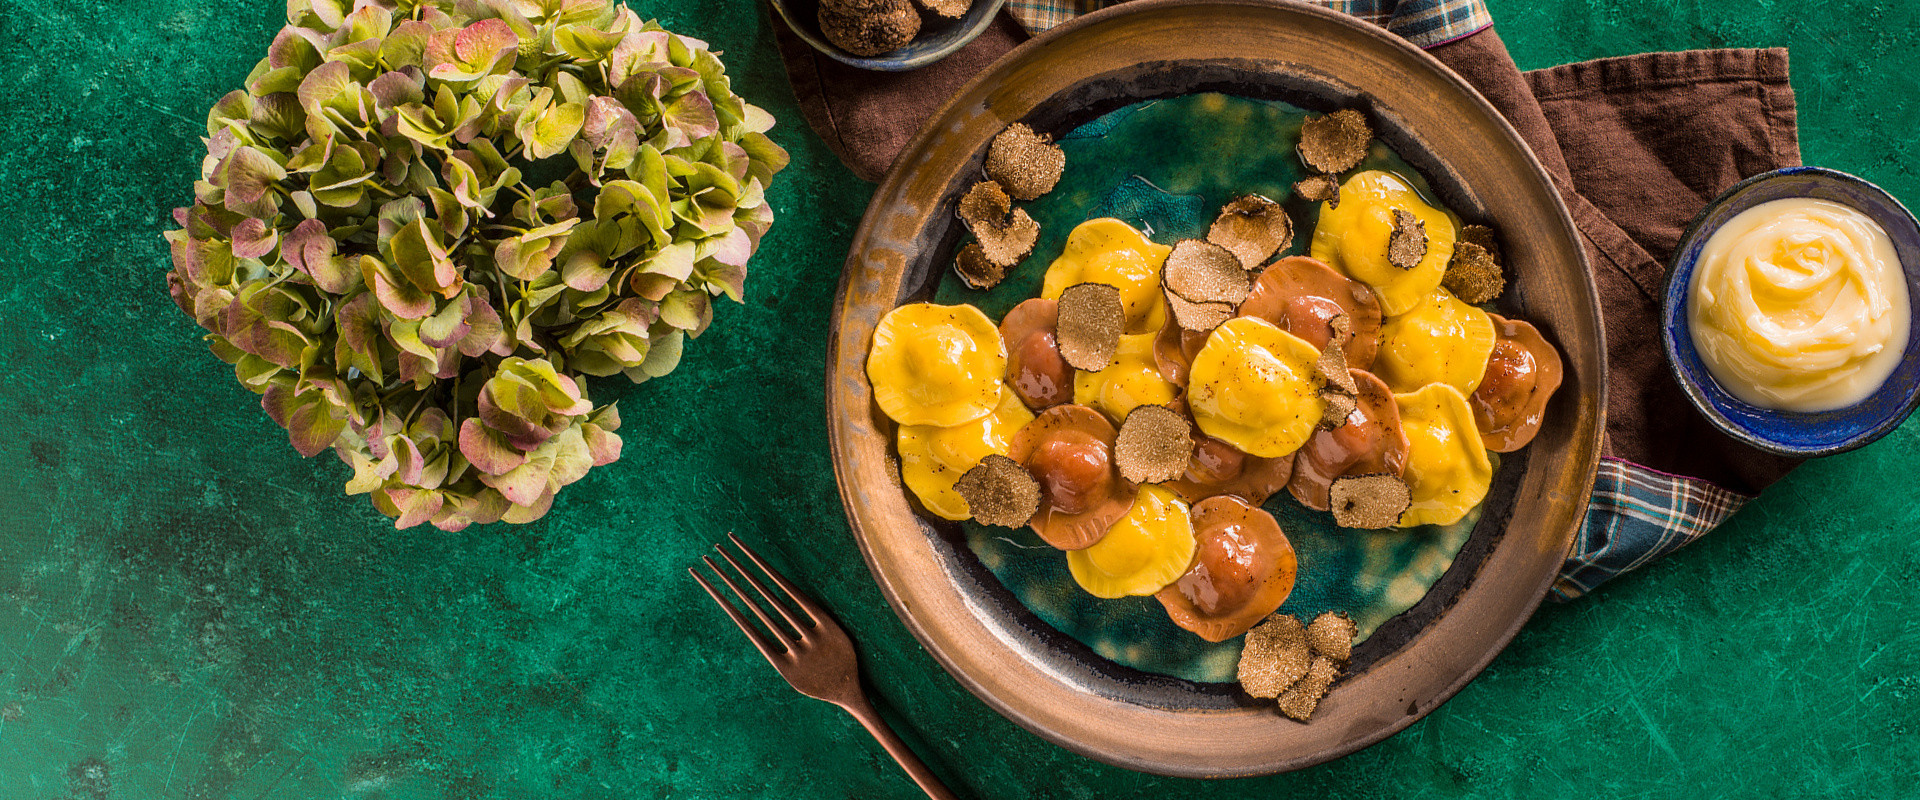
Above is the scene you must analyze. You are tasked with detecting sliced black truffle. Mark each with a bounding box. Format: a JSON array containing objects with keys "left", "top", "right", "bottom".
[
  {"left": 1164, "top": 239, "right": 1250, "bottom": 305},
  {"left": 1294, "top": 174, "right": 1340, "bottom": 208},
  {"left": 1275, "top": 655, "right": 1341, "bottom": 722},
  {"left": 1056, "top": 282, "right": 1124, "bottom": 372},
  {"left": 1317, "top": 388, "right": 1357, "bottom": 430},
  {"left": 1206, "top": 195, "right": 1293, "bottom": 270},
  {"left": 1443, "top": 240, "right": 1505, "bottom": 304},
  {"left": 1457, "top": 224, "right": 1502, "bottom": 265},
  {"left": 1115, "top": 404, "right": 1193, "bottom": 484},
  {"left": 1297, "top": 109, "right": 1371, "bottom": 174},
  {"left": 912, "top": 0, "right": 970, "bottom": 19},
  {"left": 1328, "top": 472, "right": 1412, "bottom": 529},
  {"left": 1306, "top": 611, "right": 1357, "bottom": 663},
  {"left": 1238, "top": 614, "right": 1310, "bottom": 699},
  {"left": 958, "top": 180, "right": 1039, "bottom": 267},
  {"left": 955, "top": 454, "right": 1041, "bottom": 528},
  {"left": 954, "top": 242, "right": 1006, "bottom": 290},
  {"left": 985, "top": 123, "right": 1064, "bottom": 201},
  {"left": 1386, "top": 208, "right": 1426, "bottom": 270},
  {"left": 1165, "top": 291, "right": 1236, "bottom": 333},
  {"left": 1315, "top": 315, "right": 1358, "bottom": 395},
  {"left": 818, "top": 0, "right": 919, "bottom": 57}
]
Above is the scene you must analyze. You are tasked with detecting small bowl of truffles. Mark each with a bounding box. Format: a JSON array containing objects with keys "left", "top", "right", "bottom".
[{"left": 771, "top": 0, "right": 1007, "bottom": 71}]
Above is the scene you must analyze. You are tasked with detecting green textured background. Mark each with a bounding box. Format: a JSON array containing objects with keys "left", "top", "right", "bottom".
[{"left": 2, "top": 0, "right": 1915, "bottom": 797}]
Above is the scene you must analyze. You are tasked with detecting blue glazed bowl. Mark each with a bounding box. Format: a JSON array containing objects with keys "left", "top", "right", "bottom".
[
  {"left": 770, "top": 0, "right": 1008, "bottom": 71},
  {"left": 1662, "top": 166, "right": 1920, "bottom": 457}
]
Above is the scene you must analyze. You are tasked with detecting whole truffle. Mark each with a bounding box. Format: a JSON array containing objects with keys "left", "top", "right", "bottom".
[{"left": 819, "top": 0, "right": 920, "bottom": 57}]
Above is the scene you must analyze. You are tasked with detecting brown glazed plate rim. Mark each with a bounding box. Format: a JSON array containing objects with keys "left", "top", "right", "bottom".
[{"left": 825, "top": 0, "right": 1605, "bottom": 777}]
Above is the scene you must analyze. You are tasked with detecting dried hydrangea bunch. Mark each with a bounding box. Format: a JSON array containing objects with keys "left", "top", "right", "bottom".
[{"left": 165, "top": 0, "right": 788, "bottom": 530}]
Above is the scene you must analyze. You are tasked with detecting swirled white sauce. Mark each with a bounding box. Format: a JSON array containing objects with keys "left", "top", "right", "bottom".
[{"left": 1688, "top": 197, "right": 1908, "bottom": 412}]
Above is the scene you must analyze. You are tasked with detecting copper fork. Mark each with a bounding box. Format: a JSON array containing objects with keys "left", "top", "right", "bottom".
[{"left": 691, "top": 534, "right": 960, "bottom": 800}]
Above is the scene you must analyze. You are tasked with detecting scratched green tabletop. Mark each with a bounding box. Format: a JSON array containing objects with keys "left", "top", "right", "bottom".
[{"left": 2, "top": 0, "right": 1916, "bottom": 797}]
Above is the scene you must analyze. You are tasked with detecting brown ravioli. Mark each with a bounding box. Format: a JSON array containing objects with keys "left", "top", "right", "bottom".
[
  {"left": 1206, "top": 195, "right": 1293, "bottom": 270},
  {"left": 1306, "top": 611, "right": 1357, "bottom": 663},
  {"left": 1297, "top": 109, "right": 1371, "bottom": 174},
  {"left": 1293, "top": 174, "right": 1340, "bottom": 207},
  {"left": 1006, "top": 404, "right": 1137, "bottom": 550},
  {"left": 1157, "top": 496, "right": 1298, "bottom": 642},
  {"left": 1238, "top": 614, "right": 1311, "bottom": 699},
  {"left": 1386, "top": 208, "right": 1426, "bottom": 270},
  {"left": 1470, "top": 314, "right": 1564, "bottom": 452},
  {"left": 1163, "top": 433, "right": 1295, "bottom": 507},
  {"left": 985, "top": 123, "right": 1064, "bottom": 200},
  {"left": 1238, "top": 255, "right": 1384, "bottom": 369},
  {"left": 1115, "top": 404, "right": 1193, "bottom": 484},
  {"left": 1056, "top": 282, "right": 1125, "bottom": 372},
  {"left": 957, "top": 181, "right": 1040, "bottom": 267},
  {"left": 999, "top": 298, "right": 1072, "bottom": 410},
  {"left": 1151, "top": 315, "right": 1211, "bottom": 387},
  {"left": 1328, "top": 473, "right": 1412, "bottom": 529},
  {"left": 1288, "top": 369, "right": 1409, "bottom": 512},
  {"left": 1275, "top": 655, "right": 1342, "bottom": 722}
]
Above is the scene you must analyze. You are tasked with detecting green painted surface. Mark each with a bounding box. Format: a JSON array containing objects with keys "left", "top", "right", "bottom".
[{"left": 0, "top": 0, "right": 1913, "bottom": 797}]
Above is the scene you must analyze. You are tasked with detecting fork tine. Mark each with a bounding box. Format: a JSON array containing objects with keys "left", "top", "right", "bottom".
[
  {"left": 714, "top": 542, "right": 809, "bottom": 638},
  {"left": 702, "top": 555, "right": 796, "bottom": 647},
  {"left": 728, "top": 532, "right": 824, "bottom": 624},
  {"left": 689, "top": 567, "right": 785, "bottom": 666}
]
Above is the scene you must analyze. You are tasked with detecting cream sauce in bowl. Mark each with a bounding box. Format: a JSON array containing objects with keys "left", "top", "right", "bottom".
[{"left": 1688, "top": 197, "right": 1909, "bottom": 412}]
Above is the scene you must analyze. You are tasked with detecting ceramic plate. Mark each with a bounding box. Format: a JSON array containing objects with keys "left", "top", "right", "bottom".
[{"left": 825, "top": 0, "right": 1604, "bottom": 776}]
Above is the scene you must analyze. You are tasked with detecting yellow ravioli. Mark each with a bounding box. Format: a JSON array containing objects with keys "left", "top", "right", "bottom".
[
  {"left": 1375, "top": 287, "right": 1497, "bottom": 396},
  {"left": 897, "top": 390, "right": 1035, "bottom": 520},
  {"left": 868, "top": 303, "right": 1007, "bottom": 427},
  {"left": 1309, "top": 170, "right": 1457, "bottom": 316},
  {"left": 1186, "top": 317, "right": 1324, "bottom": 458},
  {"left": 1393, "top": 383, "right": 1493, "bottom": 528},
  {"left": 1067, "top": 485, "right": 1196, "bottom": 599},
  {"left": 1073, "top": 332, "right": 1178, "bottom": 423},
  {"left": 1042, "top": 218, "right": 1171, "bottom": 334}
]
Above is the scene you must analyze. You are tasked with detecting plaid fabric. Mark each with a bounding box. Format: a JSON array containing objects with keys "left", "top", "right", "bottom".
[
  {"left": 1551, "top": 458, "right": 1750, "bottom": 600},
  {"left": 1005, "top": 0, "right": 1493, "bottom": 48}
]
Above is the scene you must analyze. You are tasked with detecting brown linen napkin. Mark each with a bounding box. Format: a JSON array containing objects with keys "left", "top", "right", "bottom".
[{"left": 778, "top": 14, "right": 1805, "bottom": 595}]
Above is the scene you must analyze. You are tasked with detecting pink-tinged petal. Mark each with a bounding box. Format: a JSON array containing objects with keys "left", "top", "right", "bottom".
[
  {"left": 417, "top": 298, "right": 470, "bottom": 348},
  {"left": 368, "top": 70, "right": 424, "bottom": 109},
  {"left": 383, "top": 487, "right": 444, "bottom": 529},
  {"left": 460, "top": 417, "right": 529, "bottom": 476},
  {"left": 583, "top": 423, "right": 621, "bottom": 466},
  {"left": 231, "top": 218, "right": 277, "bottom": 260},
  {"left": 498, "top": 486, "right": 555, "bottom": 524},
  {"left": 707, "top": 225, "right": 753, "bottom": 267},
  {"left": 454, "top": 19, "right": 517, "bottom": 64},
  {"left": 482, "top": 459, "right": 548, "bottom": 506},
  {"left": 459, "top": 292, "right": 510, "bottom": 357},
  {"left": 268, "top": 388, "right": 348, "bottom": 457},
  {"left": 296, "top": 61, "right": 353, "bottom": 114}
]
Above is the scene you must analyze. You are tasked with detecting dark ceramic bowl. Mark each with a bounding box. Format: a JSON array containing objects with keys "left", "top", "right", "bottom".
[
  {"left": 1662, "top": 166, "right": 1920, "bottom": 457},
  {"left": 827, "top": 0, "right": 1603, "bottom": 776},
  {"left": 769, "top": 0, "right": 1007, "bottom": 71}
]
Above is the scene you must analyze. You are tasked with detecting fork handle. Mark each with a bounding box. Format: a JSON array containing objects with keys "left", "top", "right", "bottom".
[{"left": 839, "top": 695, "right": 963, "bottom": 800}]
